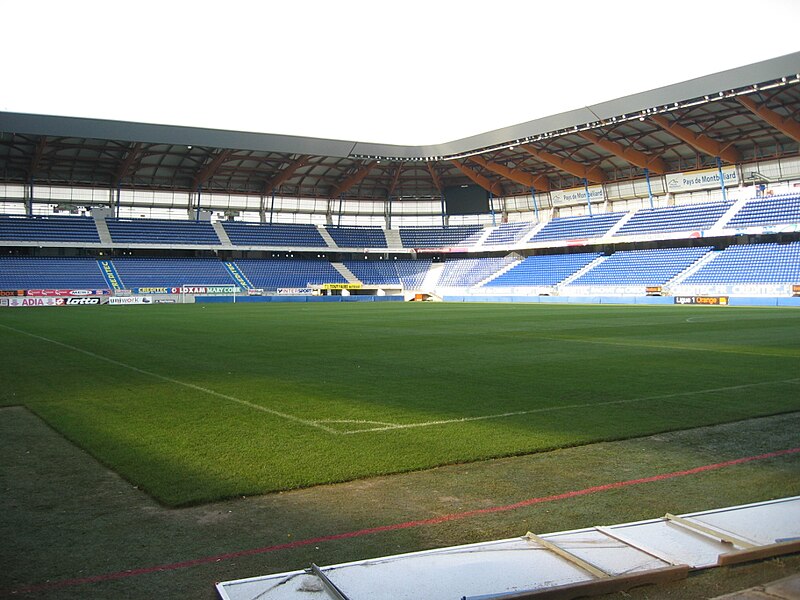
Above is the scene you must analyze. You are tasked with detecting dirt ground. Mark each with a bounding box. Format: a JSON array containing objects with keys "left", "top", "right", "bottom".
[{"left": 1, "top": 407, "right": 798, "bottom": 599}]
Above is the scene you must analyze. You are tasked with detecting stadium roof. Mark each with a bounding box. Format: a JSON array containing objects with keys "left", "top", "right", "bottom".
[{"left": 0, "top": 52, "right": 798, "bottom": 202}]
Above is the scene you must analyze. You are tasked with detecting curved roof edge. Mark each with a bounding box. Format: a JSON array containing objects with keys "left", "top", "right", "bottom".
[{"left": 1, "top": 52, "right": 798, "bottom": 160}]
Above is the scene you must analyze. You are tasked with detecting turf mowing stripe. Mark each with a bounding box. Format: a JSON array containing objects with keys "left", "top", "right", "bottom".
[
  {"left": 4, "top": 447, "right": 798, "bottom": 597},
  {"left": 337, "top": 378, "right": 800, "bottom": 433},
  {"left": 0, "top": 324, "right": 337, "bottom": 434}
]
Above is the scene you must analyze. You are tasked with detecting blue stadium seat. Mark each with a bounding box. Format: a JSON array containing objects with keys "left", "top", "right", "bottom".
[
  {"left": 223, "top": 222, "right": 327, "bottom": 247},
  {"left": 399, "top": 226, "right": 483, "bottom": 248},
  {"left": 325, "top": 226, "right": 387, "bottom": 248},
  {"left": 682, "top": 242, "right": 800, "bottom": 284},
  {"left": 528, "top": 213, "right": 624, "bottom": 243},
  {"left": 485, "top": 253, "right": 602, "bottom": 287},
  {"left": 0, "top": 215, "right": 100, "bottom": 243},
  {"left": 614, "top": 201, "right": 732, "bottom": 237},
  {"left": 569, "top": 247, "right": 712, "bottom": 286},
  {"left": 0, "top": 256, "right": 107, "bottom": 289},
  {"left": 106, "top": 219, "right": 220, "bottom": 245}
]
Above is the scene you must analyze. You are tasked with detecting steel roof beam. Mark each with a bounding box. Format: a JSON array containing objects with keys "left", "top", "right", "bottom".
[
  {"left": 578, "top": 131, "right": 668, "bottom": 174},
  {"left": 448, "top": 160, "right": 504, "bottom": 196},
  {"left": 29, "top": 137, "right": 48, "bottom": 178},
  {"left": 262, "top": 155, "right": 310, "bottom": 194},
  {"left": 427, "top": 163, "right": 443, "bottom": 194},
  {"left": 387, "top": 164, "right": 404, "bottom": 197},
  {"left": 468, "top": 155, "right": 551, "bottom": 191},
  {"left": 114, "top": 142, "right": 141, "bottom": 185},
  {"left": 519, "top": 145, "right": 607, "bottom": 183},
  {"left": 736, "top": 95, "right": 800, "bottom": 143},
  {"left": 329, "top": 161, "right": 376, "bottom": 198},
  {"left": 192, "top": 149, "right": 232, "bottom": 189},
  {"left": 649, "top": 114, "right": 741, "bottom": 164}
]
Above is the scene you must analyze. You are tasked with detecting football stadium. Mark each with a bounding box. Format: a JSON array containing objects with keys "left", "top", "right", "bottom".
[{"left": 1, "top": 9, "right": 799, "bottom": 598}]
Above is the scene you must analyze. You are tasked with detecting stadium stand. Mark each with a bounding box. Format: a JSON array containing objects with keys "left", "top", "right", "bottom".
[
  {"left": 482, "top": 222, "right": 536, "bottom": 246},
  {"left": 724, "top": 194, "right": 800, "bottom": 229},
  {"left": 106, "top": 218, "right": 220, "bottom": 245},
  {"left": 236, "top": 258, "right": 347, "bottom": 290},
  {"left": 568, "top": 247, "right": 712, "bottom": 286},
  {"left": 614, "top": 201, "right": 733, "bottom": 237},
  {"left": 223, "top": 222, "right": 327, "bottom": 247},
  {"left": 112, "top": 257, "right": 235, "bottom": 288},
  {"left": 437, "top": 256, "right": 516, "bottom": 287},
  {"left": 484, "top": 253, "right": 602, "bottom": 287},
  {"left": 681, "top": 241, "right": 800, "bottom": 284},
  {"left": 0, "top": 215, "right": 100, "bottom": 243},
  {"left": 399, "top": 225, "right": 483, "bottom": 248},
  {"left": 325, "top": 226, "right": 388, "bottom": 248},
  {"left": 0, "top": 256, "right": 107, "bottom": 289},
  {"left": 343, "top": 259, "right": 432, "bottom": 289},
  {"left": 527, "top": 213, "right": 625, "bottom": 243}
]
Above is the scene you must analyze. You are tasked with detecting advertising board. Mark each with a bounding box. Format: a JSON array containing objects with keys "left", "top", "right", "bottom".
[
  {"left": 673, "top": 296, "right": 729, "bottom": 305},
  {"left": 108, "top": 297, "right": 154, "bottom": 305}
]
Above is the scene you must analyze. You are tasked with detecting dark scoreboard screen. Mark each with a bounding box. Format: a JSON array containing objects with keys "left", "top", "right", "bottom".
[{"left": 444, "top": 184, "right": 489, "bottom": 215}]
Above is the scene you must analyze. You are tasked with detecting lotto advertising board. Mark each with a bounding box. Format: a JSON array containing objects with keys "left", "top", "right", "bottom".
[{"left": 6, "top": 297, "right": 107, "bottom": 307}]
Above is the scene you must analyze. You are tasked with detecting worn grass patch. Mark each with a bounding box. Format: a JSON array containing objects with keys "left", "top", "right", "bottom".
[{"left": 1, "top": 302, "right": 798, "bottom": 505}]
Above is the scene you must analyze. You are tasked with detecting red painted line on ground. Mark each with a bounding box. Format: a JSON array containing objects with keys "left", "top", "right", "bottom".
[{"left": 4, "top": 446, "right": 799, "bottom": 597}]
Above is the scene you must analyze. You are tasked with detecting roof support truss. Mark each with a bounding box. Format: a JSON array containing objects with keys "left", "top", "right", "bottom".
[
  {"left": 192, "top": 149, "right": 232, "bottom": 189},
  {"left": 329, "top": 161, "right": 376, "bottom": 198},
  {"left": 262, "top": 155, "right": 309, "bottom": 194},
  {"left": 448, "top": 160, "right": 504, "bottom": 196},
  {"left": 114, "top": 142, "right": 141, "bottom": 186},
  {"left": 649, "top": 114, "right": 741, "bottom": 164},
  {"left": 468, "top": 155, "right": 551, "bottom": 191},
  {"left": 578, "top": 131, "right": 668, "bottom": 174},
  {"left": 736, "top": 95, "right": 800, "bottom": 143},
  {"left": 519, "top": 145, "right": 607, "bottom": 183}
]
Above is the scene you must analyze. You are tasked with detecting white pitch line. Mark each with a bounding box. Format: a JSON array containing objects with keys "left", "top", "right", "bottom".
[
  {"left": 0, "top": 323, "right": 337, "bottom": 434},
  {"left": 340, "top": 378, "right": 800, "bottom": 434}
]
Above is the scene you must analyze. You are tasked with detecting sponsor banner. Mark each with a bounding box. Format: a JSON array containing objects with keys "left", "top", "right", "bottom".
[
  {"left": 665, "top": 166, "right": 738, "bottom": 193},
  {"left": 108, "top": 296, "right": 154, "bottom": 305},
  {"left": 646, "top": 286, "right": 663, "bottom": 296},
  {"left": 0, "top": 298, "right": 7, "bottom": 306},
  {"left": 180, "top": 285, "right": 240, "bottom": 295},
  {"left": 322, "top": 283, "right": 363, "bottom": 290},
  {"left": 98, "top": 260, "right": 123, "bottom": 291},
  {"left": 0, "top": 290, "right": 25, "bottom": 297},
  {"left": 278, "top": 288, "right": 313, "bottom": 296},
  {"left": 247, "top": 288, "right": 265, "bottom": 296},
  {"left": 155, "top": 299, "right": 177, "bottom": 303},
  {"left": 64, "top": 297, "right": 103, "bottom": 306},
  {"left": 26, "top": 289, "right": 110, "bottom": 297},
  {"left": 674, "top": 296, "right": 729, "bottom": 306},
  {"left": 134, "top": 287, "right": 172, "bottom": 294},
  {"left": 792, "top": 284, "right": 800, "bottom": 297},
  {"left": 673, "top": 283, "right": 791, "bottom": 297},
  {"left": 8, "top": 297, "right": 65, "bottom": 307},
  {"left": 114, "top": 289, "right": 132, "bottom": 297},
  {"left": 223, "top": 262, "right": 253, "bottom": 291},
  {"left": 551, "top": 185, "right": 605, "bottom": 207}
]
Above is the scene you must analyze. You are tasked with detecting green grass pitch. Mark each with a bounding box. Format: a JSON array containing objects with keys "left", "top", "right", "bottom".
[{"left": 1, "top": 302, "right": 798, "bottom": 506}]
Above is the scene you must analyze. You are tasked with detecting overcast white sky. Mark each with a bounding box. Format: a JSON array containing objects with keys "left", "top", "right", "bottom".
[{"left": 2, "top": 0, "right": 798, "bottom": 145}]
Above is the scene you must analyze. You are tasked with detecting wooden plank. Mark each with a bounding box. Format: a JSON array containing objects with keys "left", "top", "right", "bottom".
[
  {"left": 462, "top": 564, "right": 690, "bottom": 599},
  {"left": 595, "top": 526, "right": 682, "bottom": 566},
  {"left": 524, "top": 532, "right": 609, "bottom": 579},
  {"left": 717, "top": 539, "right": 800, "bottom": 566},
  {"left": 664, "top": 513, "right": 758, "bottom": 548}
]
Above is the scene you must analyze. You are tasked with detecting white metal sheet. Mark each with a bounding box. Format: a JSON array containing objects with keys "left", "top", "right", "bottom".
[{"left": 217, "top": 496, "right": 800, "bottom": 600}]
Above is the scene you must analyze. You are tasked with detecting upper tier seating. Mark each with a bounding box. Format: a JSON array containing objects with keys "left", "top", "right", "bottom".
[
  {"left": 325, "top": 226, "right": 387, "bottom": 248},
  {"left": 0, "top": 215, "right": 100, "bottom": 243},
  {"left": 0, "top": 256, "right": 108, "bottom": 290},
  {"left": 569, "top": 246, "right": 712, "bottom": 286},
  {"left": 485, "top": 253, "right": 602, "bottom": 287},
  {"left": 399, "top": 225, "right": 483, "bottom": 248},
  {"left": 483, "top": 222, "right": 536, "bottom": 246},
  {"left": 437, "top": 256, "right": 516, "bottom": 287},
  {"left": 681, "top": 242, "right": 800, "bottom": 284},
  {"left": 106, "top": 218, "right": 219, "bottom": 245},
  {"left": 343, "top": 259, "right": 432, "bottom": 289},
  {"left": 528, "top": 213, "right": 625, "bottom": 243},
  {"left": 112, "top": 257, "right": 235, "bottom": 288},
  {"left": 236, "top": 259, "right": 346, "bottom": 290},
  {"left": 725, "top": 194, "right": 800, "bottom": 229},
  {"left": 223, "top": 222, "right": 327, "bottom": 247},
  {"left": 614, "top": 201, "right": 732, "bottom": 237}
]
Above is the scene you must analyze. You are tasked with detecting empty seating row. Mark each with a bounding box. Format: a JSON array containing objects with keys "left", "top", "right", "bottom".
[
  {"left": 106, "top": 218, "right": 220, "bottom": 245},
  {"left": 223, "top": 222, "right": 327, "bottom": 247},
  {"left": 726, "top": 194, "right": 800, "bottom": 229},
  {"left": 483, "top": 222, "right": 535, "bottom": 246},
  {"left": 325, "top": 226, "right": 387, "bottom": 248},
  {"left": 0, "top": 215, "right": 100, "bottom": 243},
  {"left": 0, "top": 256, "right": 107, "bottom": 289},
  {"left": 528, "top": 213, "right": 624, "bottom": 243},
  {"left": 399, "top": 225, "right": 483, "bottom": 248},
  {"left": 485, "top": 253, "right": 602, "bottom": 287},
  {"left": 438, "top": 256, "right": 516, "bottom": 287},
  {"left": 615, "top": 201, "right": 732, "bottom": 236},
  {"left": 343, "top": 259, "right": 432, "bottom": 289},
  {"left": 569, "top": 246, "right": 712, "bottom": 286},
  {"left": 683, "top": 241, "right": 800, "bottom": 284},
  {"left": 112, "top": 257, "right": 234, "bottom": 288},
  {"left": 236, "top": 259, "right": 346, "bottom": 289}
]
